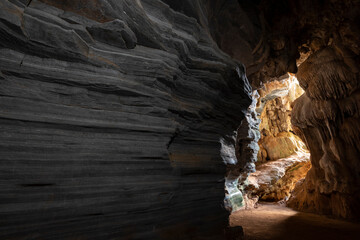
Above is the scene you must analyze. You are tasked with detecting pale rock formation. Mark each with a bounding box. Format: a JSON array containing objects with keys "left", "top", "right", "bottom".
[
  {"left": 256, "top": 76, "right": 305, "bottom": 163},
  {"left": 247, "top": 152, "right": 311, "bottom": 201},
  {"left": 246, "top": 75, "right": 310, "bottom": 203}
]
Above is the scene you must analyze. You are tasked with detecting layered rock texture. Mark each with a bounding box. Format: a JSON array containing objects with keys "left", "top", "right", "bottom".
[{"left": 0, "top": 0, "right": 253, "bottom": 239}]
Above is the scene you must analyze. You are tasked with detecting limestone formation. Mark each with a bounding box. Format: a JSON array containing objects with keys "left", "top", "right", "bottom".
[
  {"left": 243, "top": 75, "right": 310, "bottom": 203},
  {"left": 288, "top": 43, "right": 360, "bottom": 219},
  {"left": 282, "top": 0, "right": 360, "bottom": 220},
  {"left": 247, "top": 152, "right": 311, "bottom": 202},
  {"left": 256, "top": 76, "right": 306, "bottom": 163}
]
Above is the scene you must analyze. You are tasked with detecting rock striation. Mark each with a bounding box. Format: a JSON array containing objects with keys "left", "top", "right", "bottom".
[{"left": 0, "top": 0, "right": 252, "bottom": 239}]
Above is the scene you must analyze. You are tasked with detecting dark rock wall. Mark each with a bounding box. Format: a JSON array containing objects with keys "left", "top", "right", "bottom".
[
  {"left": 0, "top": 0, "right": 252, "bottom": 239},
  {"left": 203, "top": 0, "right": 299, "bottom": 89}
]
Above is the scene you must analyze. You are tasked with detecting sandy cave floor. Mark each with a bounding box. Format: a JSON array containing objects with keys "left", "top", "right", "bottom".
[{"left": 230, "top": 203, "right": 360, "bottom": 240}]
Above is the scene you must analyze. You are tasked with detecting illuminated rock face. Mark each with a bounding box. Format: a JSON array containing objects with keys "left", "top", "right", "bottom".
[
  {"left": 0, "top": 0, "right": 252, "bottom": 239},
  {"left": 248, "top": 152, "right": 311, "bottom": 202},
  {"left": 257, "top": 77, "right": 306, "bottom": 163},
  {"left": 246, "top": 76, "right": 310, "bottom": 202}
]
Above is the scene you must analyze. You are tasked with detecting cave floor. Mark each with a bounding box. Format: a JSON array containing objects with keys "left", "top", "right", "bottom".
[{"left": 230, "top": 202, "right": 360, "bottom": 240}]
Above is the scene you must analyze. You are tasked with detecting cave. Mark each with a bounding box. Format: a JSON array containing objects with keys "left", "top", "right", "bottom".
[{"left": 0, "top": 0, "right": 359, "bottom": 239}]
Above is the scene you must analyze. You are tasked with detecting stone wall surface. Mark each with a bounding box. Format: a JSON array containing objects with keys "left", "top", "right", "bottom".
[{"left": 0, "top": 0, "right": 252, "bottom": 239}]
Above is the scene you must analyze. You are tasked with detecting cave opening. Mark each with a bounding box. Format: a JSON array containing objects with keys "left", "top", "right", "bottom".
[
  {"left": 247, "top": 73, "right": 311, "bottom": 204},
  {"left": 222, "top": 73, "right": 312, "bottom": 213},
  {"left": 214, "top": 1, "right": 360, "bottom": 238}
]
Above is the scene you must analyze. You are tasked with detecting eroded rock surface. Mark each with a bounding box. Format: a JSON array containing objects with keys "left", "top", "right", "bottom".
[
  {"left": 248, "top": 152, "right": 311, "bottom": 201},
  {"left": 257, "top": 76, "right": 305, "bottom": 163},
  {"left": 288, "top": 44, "right": 360, "bottom": 219},
  {"left": 0, "top": 0, "right": 252, "bottom": 239},
  {"left": 281, "top": 0, "right": 360, "bottom": 219},
  {"left": 222, "top": 90, "right": 260, "bottom": 211},
  {"left": 242, "top": 75, "right": 310, "bottom": 203}
]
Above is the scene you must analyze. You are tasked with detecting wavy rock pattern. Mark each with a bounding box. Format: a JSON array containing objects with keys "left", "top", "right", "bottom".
[{"left": 0, "top": 0, "right": 252, "bottom": 239}]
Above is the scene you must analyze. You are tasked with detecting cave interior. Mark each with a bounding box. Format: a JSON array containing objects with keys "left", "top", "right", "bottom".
[{"left": 0, "top": 0, "right": 359, "bottom": 239}]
